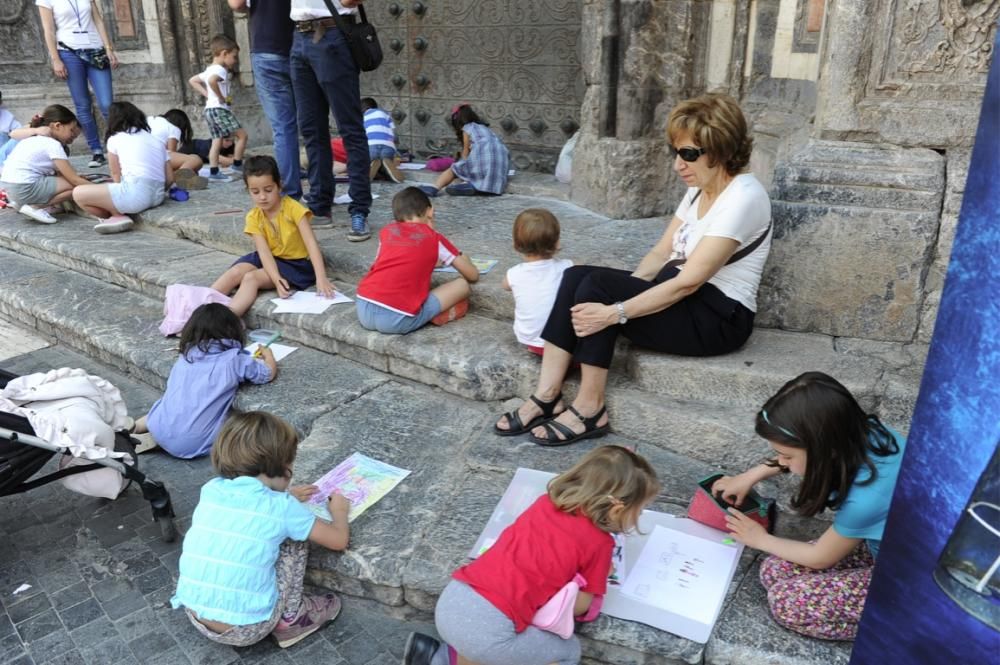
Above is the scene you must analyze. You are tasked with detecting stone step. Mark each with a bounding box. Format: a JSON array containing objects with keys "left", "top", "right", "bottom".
[{"left": 0, "top": 210, "right": 920, "bottom": 432}]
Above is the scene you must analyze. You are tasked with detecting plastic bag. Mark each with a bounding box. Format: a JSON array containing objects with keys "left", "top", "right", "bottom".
[{"left": 555, "top": 131, "right": 579, "bottom": 184}]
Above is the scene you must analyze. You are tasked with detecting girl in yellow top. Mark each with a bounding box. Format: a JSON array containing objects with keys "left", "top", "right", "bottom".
[{"left": 212, "top": 155, "right": 335, "bottom": 316}]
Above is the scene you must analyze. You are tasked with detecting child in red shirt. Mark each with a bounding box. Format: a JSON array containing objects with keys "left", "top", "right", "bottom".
[
  {"left": 356, "top": 187, "right": 479, "bottom": 334},
  {"left": 402, "top": 446, "right": 660, "bottom": 665}
]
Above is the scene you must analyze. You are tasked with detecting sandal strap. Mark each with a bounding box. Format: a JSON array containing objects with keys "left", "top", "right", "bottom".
[
  {"left": 539, "top": 418, "right": 578, "bottom": 442},
  {"left": 529, "top": 391, "right": 563, "bottom": 418},
  {"left": 567, "top": 404, "right": 607, "bottom": 427},
  {"left": 502, "top": 409, "right": 525, "bottom": 433}
]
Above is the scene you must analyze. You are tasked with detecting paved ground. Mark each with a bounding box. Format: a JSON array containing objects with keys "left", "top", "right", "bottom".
[{"left": 0, "top": 318, "right": 440, "bottom": 665}]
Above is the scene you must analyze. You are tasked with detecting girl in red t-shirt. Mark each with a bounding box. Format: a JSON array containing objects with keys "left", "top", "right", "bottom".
[{"left": 402, "top": 445, "right": 660, "bottom": 665}]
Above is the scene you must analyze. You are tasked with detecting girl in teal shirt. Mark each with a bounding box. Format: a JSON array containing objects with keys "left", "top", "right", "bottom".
[{"left": 713, "top": 371, "right": 905, "bottom": 640}]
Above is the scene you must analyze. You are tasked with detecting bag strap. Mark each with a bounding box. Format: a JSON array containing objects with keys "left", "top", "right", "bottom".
[
  {"left": 322, "top": 1, "right": 369, "bottom": 32},
  {"left": 662, "top": 222, "right": 771, "bottom": 271}
]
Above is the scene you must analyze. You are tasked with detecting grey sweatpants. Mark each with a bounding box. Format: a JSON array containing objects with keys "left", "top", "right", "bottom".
[{"left": 433, "top": 580, "right": 581, "bottom": 665}]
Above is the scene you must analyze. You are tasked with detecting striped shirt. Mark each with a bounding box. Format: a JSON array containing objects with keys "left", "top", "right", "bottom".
[
  {"left": 364, "top": 108, "right": 396, "bottom": 149},
  {"left": 171, "top": 476, "right": 316, "bottom": 625}
]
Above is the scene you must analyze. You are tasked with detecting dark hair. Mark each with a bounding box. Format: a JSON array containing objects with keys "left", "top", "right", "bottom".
[
  {"left": 242, "top": 154, "right": 281, "bottom": 187},
  {"left": 451, "top": 104, "right": 487, "bottom": 142},
  {"left": 755, "top": 371, "right": 899, "bottom": 517},
  {"left": 162, "top": 109, "right": 194, "bottom": 145},
  {"left": 392, "top": 186, "right": 432, "bottom": 220},
  {"left": 105, "top": 101, "right": 149, "bottom": 141},
  {"left": 211, "top": 411, "right": 298, "bottom": 480},
  {"left": 29, "top": 104, "right": 77, "bottom": 129},
  {"left": 667, "top": 93, "right": 753, "bottom": 176},
  {"left": 178, "top": 303, "right": 246, "bottom": 362},
  {"left": 361, "top": 97, "right": 378, "bottom": 111},
  {"left": 513, "top": 209, "right": 560, "bottom": 257},
  {"left": 210, "top": 34, "right": 239, "bottom": 56}
]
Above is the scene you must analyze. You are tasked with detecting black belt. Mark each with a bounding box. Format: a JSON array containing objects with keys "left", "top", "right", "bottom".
[{"left": 295, "top": 15, "right": 356, "bottom": 33}]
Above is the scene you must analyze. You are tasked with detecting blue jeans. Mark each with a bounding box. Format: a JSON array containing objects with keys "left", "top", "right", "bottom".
[
  {"left": 370, "top": 145, "right": 397, "bottom": 160},
  {"left": 290, "top": 28, "right": 372, "bottom": 218},
  {"left": 251, "top": 52, "right": 302, "bottom": 200},
  {"left": 59, "top": 49, "right": 113, "bottom": 154},
  {"left": 356, "top": 295, "right": 442, "bottom": 334}
]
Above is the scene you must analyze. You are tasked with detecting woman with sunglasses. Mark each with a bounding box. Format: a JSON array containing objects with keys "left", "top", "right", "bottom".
[
  {"left": 494, "top": 93, "right": 771, "bottom": 446},
  {"left": 713, "top": 372, "right": 905, "bottom": 640}
]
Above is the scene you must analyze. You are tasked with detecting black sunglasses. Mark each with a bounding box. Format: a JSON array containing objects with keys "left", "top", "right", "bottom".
[{"left": 669, "top": 146, "right": 707, "bottom": 162}]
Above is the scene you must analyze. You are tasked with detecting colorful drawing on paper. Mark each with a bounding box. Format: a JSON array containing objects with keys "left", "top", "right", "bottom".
[{"left": 306, "top": 453, "right": 411, "bottom": 523}]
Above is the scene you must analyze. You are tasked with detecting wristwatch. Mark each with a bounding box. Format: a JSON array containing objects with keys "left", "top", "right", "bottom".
[{"left": 615, "top": 302, "right": 628, "bottom": 325}]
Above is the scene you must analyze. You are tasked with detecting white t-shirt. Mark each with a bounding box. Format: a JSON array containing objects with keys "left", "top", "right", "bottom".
[
  {"left": 199, "top": 64, "right": 231, "bottom": 110},
  {"left": 107, "top": 130, "right": 168, "bottom": 183},
  {"left": 0, "top": 136, "right": 67, "bottom": 184},
  {"left": 671, "top": 173, "right": 771, "bottom": 312},
  {"left": 36, "top": 0, "right": 104, "bottom": 50},
  {"left": 0, "top": 109, "right": 22, "bottom": 136},
  {"left": 290, "top": 0, "right": 358, "bottom": 21},
  {"left": 507, "top": 258, "right": 574, "bottom": 347},
  {"left": 147, "top": 116, "right": 182, "bottom": 148}
]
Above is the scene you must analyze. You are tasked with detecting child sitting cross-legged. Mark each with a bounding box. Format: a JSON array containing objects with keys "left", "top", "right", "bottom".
[
  {"left": 171, "top": 410, "right": 350, "bottom": 649},
  {"left": 502, "top": 208, "right": 573, "bottom": 356},
  {"left": 356, "top": 186, "right": 479, "bottom": 334},
  {"left": 211, "top": 155, "right": 336, "bottom": 317}
]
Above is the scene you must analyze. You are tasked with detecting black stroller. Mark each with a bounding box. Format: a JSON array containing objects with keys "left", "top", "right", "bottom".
[{"left": 0, "top": 369, "right": 176, "bottom": 541}]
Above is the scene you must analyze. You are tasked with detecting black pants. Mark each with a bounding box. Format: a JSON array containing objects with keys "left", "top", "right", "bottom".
[{"left": 540, "top": 265, "right": 755, "bottom": 369}]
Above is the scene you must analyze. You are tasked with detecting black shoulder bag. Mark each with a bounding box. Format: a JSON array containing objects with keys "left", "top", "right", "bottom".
[{"left": 323, "top": 2, "right": 383, "bottom": 72}]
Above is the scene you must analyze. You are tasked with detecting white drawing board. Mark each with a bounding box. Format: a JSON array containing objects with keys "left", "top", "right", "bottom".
[{"left": 468, "top": 467, "right": 744, "bottom": 643}]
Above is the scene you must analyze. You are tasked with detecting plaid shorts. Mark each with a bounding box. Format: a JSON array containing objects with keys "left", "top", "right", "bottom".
[{"left": 204, "top": 107, "right": 242, "bottom": 139}]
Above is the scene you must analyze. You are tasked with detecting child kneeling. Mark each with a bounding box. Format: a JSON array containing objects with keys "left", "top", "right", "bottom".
[
  {"left": 171, "top": 411, "right": 350, "bottom": 649},
  {"left": 404, "top": 446, "right": 660, "bottom": 665},
  {"left": 356, "top": 187, "right": 479, "bottom": 334}
]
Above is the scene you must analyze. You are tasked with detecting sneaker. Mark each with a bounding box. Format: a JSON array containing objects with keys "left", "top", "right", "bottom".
[
  {"left": 347, "top": 213, "right": 370, "bottom": 242},
  {"left": 174, "top": 168, "right": 208, "bottom": 191},
  {"left": 88, "top": 153, "right": 107, "bottom": 168},
  {"left": 369, "top": 159, "right": 382, "bottom": 180},
  {"left": 402, "top": 632, "right": 441, "bottom": 665},
  {"left": 310, "top": 212, "right": 334, "bottom": 230},
  {"left": 230, "top": 163, "right": 244, "bottom": 175},
  {"left": 94, "top": 214, "right": 134, "bottom": 234},
  {"left": 416, "top": 184, "right": 440, "bottom": 198},
  {"left": 207, "top": 172, "right": 233, "bottom": 183},
  {"left": 271, "top": 592, "right": 341, "bottom": 648},
  {"left": 382, "top": 158, "right": 405, "bottom": 184},
  {"left": 431, "top": 299, "right": 469, "bottom": 326},
  {"left": 19, "top": 204, "right": 58, "bottom": 224},
  {"left": 132, "top": 433, "right": 159, "bottom": 454},
  {"left": 445, "top": 182, "right": 479, "bottom": 196}
]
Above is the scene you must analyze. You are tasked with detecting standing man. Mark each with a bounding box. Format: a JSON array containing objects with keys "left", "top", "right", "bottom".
[
  {"left": 227, "top": 0, "right": 310, "bottom": 211},
  {"left": 289, "top": 0, "right": 373, "bottom": 242}
]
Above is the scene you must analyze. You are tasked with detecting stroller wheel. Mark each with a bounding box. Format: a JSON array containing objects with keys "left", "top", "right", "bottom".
[{"left": 159, "top": 517, "right": 178, "bottom": 543}]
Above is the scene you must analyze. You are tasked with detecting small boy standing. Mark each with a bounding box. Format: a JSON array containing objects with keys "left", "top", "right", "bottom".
[
  {"left": 189, "top": 34, "right": 248, "bottom": 182},
  {"left": 502, "top": 209, "right": 573, "bottom": 355},
  {"left": 356, "top": 187, "right": 479, "bottom": 334},
  {"left": 362, "top": 97, "right": 403, "bottom": 183},
  {"left": 0, "top": 91, "right": 22, "bottom": 146}
]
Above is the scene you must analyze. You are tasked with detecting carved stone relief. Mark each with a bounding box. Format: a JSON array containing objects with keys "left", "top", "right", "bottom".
[
  {"left": 873, "top": 0, "right": 999, "bottom": 95},
  {"left": 362, "top": 0, "right": 582, "bottom": 172}
]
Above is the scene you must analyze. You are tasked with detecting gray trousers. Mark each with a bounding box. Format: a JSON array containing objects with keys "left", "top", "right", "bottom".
[
  {"left": 185, "top": 539, "right": 308, "bottom": 647},
  {"left": 434, "top": 580, "right": 581, "bottom": 665}
]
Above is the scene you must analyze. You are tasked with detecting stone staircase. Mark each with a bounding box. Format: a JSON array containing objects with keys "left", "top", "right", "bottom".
[{"left": 0, "top": 168, "right": 927, "bottom": 664}]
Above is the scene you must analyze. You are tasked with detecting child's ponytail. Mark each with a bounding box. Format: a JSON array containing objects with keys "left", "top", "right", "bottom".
[{"left": 31, "top": 104, "right": 77, "bottom": 128}]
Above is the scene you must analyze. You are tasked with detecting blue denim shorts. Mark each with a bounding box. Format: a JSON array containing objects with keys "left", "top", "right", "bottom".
[
  {"left": 108, "top": 178, "right": 165, "bottom": 214},
  {"left": 356, "top": 295, "right": 442, "bottom": 335}
]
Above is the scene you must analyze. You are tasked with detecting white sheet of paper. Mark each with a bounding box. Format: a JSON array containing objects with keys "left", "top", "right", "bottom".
[
  {"left": 398, "top": 162, "right": 427, "bottom": 170},
  {"left": 334, "top": 193, "right": 381, "bottom": 205},
  {"left": 12, "top": 583, "right": 32, "bottom": 596},
  {"left": 244, "top": 342, "right": 297, "bottom": 362},
  {"left": 270, "top": 290, "right": 351, "bottom": 314},
  {"left": 618, "top": 524, "right": 738, "bottom": 625}
]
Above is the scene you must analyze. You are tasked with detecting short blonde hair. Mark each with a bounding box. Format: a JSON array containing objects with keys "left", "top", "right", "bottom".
[
  {"left": 548, "top": 446, "right": 660, "bottom": 533},
  {"left": 513, "top": 208, "right": 560, "bottom": 258},
  {"left": 211, "top": 411, "right": 298, "bottom": 479},
  {"left": 667, "top": 93, "right": 752, "bottom": 176}
]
